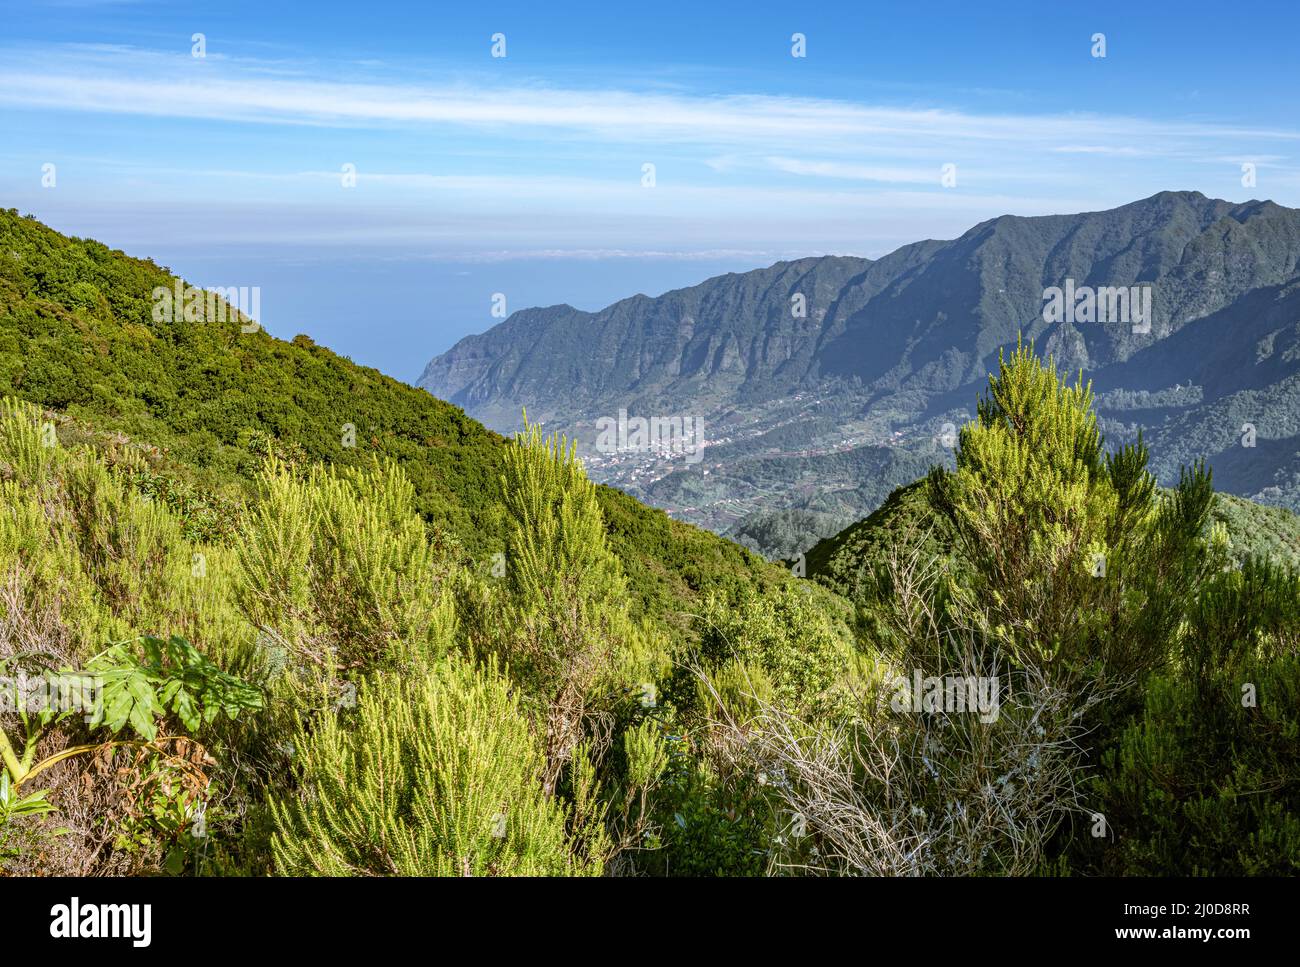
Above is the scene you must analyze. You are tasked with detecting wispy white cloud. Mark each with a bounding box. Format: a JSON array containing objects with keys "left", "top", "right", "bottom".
[
  {"left": 1051, "top": 145, "right": 1152, "bottom": 156},
  {"left": 3, "top": 43, "right": 1298, "bottom": 154},
  {"left": 765, "top": 157, "right": 935, "bottom": 184},
  {"left": 4, "top": 42, "right": 1298, "bottom": 260}
]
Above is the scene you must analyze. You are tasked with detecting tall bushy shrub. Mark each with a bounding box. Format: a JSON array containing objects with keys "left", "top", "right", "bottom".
[
  {"left": 469, "top": 421, "right": 667, "bottom": 796},
  {"left": 270, "top": 657, "right": 602, "bottom": 876},
  {"left": 721, "top": 345, "right": 1231, "bottom": 875},
  {"left": 235, "top": 457, "right": 456, "bottom": 680},
  {"left": 927, "top": 342, "right": 1218, "bottom": 686}
]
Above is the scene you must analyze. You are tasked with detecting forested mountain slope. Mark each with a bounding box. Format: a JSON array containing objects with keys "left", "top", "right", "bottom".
[{"left": 0, "top": 208, "right": 799, "bottom": 632}]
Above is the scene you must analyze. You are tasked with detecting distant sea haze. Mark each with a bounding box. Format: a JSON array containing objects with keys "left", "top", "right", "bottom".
[{"left": 64, "top": 243, "right": 781, "bottom": 385}]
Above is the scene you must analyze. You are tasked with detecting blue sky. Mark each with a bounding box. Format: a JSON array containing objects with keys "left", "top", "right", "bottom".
[{"left": 3, "top": 0, "right": 1299, "bottom": 381}]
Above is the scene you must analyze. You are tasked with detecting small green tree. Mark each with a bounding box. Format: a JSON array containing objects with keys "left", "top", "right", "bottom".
[
  {"left": 928, "top": 340, "right": 1218, "bottom": 685},
  {"left": 484, "top": 420, "right": 663, "bottom": 795},
  {"left": 1072, "top": 556, "right": 1300, "bottom": 875},
  {"left": 236, "top": 457, "right": 455, "bottom": 678}
]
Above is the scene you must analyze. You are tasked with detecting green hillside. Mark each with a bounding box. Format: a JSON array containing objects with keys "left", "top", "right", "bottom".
[
  {"left": 1214, "top": 491, "right": 1300, "bottom": 570},
  {"left": 0, "top": 208, "right": 793, "bottom": 634},
  {"left": 804, "top": 480, "right": 953, "bottom": 603}
]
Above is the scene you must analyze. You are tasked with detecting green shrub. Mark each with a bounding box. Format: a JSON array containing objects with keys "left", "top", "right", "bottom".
[
  {"left": 695, "top": 585, "right": 852, "bottom": 713},
  {"left": 1078, "top": 657, "right": 1300, "bottom": 875},
  {"left": 270, "top": 657, "right": 601, "bottom": 876}
]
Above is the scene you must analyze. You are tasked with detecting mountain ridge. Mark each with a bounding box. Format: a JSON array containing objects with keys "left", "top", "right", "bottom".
[
  {"left": 420, "top": 191, "right": 1300, "bottom": 547},
  {"left": 422, "top": 190, "right": 1300, "bottom": 418}
]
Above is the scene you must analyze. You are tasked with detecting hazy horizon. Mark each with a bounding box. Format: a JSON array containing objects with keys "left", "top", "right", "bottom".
[{"left": 4, "top": 0, "right": 1299, "bottom": 379}]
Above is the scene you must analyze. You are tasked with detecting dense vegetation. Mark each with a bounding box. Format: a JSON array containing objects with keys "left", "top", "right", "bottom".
[
  {"left": 2, "top": 211, "right": 1297, "bottom": 876},
  {"left": 0, "top": 208, "right": 794, "bottom": 640},
  {"left": 0, "top": 397, "right": 854, "bottom": 874},
  {"left": 726, "top": 508, "right": 853, "bottom": 563}
]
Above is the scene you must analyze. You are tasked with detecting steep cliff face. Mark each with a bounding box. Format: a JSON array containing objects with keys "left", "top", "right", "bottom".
[
  {"left": 419, "top": 192, "right": 1300, "bottom": 536},
  {"left": 417, "top": 255, "right": 879, "bottom": 427},
  {"left": 421, "top": 192, "right": 1300, "bottom": 431}
]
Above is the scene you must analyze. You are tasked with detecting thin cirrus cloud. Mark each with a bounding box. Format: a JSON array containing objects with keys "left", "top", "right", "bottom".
[
  {"left": 4, "top": 44, "right": 1299, "bottom": 150},
  {"left": 2, "top": 42, "right": 1298, "bottom": 255},
  {"left": 1050, "top": 145, "right": 1153, "bottom": 156},
  {"left": 764, "top": 157, "right": 937, "bottom": 184}
]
